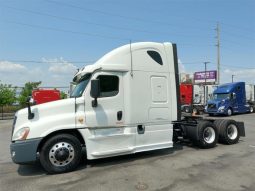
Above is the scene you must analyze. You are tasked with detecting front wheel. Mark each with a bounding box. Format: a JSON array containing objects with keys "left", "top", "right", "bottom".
[
  {"left": 185, "top": 106, "right": 190, "bottom": 113},
  {"left": 227, "top": 108, "right": 232, "bottom": 116},
  {"left": 40, "top": 134, "right": 82, "bottom": 174}
]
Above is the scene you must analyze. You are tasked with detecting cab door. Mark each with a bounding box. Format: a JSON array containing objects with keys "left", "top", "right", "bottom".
[{"left": 84, "top": 72, "right": 135, "bottom": 158}]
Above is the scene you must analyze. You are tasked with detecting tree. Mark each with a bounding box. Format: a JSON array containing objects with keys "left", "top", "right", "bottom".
[
  {"left": 0, "top": 83, "right": 16, "bottom": 106},
  {"left": 60, "top": 91, "right": 67, "bottom": 99},
  {"left": 18, "top": 81, "right": 41, "bottom": 107}
]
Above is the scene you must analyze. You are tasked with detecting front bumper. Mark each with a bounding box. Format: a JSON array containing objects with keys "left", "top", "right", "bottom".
[
  {"left": 207, "top": 107, "right": 227, "bottom": 115},
  {"left": 10, "top": 138, "right": 42, "bottom": 164}
]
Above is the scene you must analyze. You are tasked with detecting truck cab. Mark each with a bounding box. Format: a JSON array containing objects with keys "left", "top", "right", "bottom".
[
  {"left": 10, "top": 42, "right": 181, "bottom": 173},
  {"left": 206, "top": 82, "right": 252, "bottom": 116}
]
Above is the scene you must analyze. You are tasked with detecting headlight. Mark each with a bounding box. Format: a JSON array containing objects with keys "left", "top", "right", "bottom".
[
  {"left": 205, "top": 105, "right": 208, "bottom": 110},
  {"left": 218, "top": 106, "right": 225, "bottom": 111},
  {"left": 13, "top": 127, "right": 30, "bottom": 141}
]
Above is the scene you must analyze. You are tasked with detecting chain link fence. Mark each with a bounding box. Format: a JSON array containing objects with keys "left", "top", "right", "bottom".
[{"left": 0, "top": 105, "right": 20, "bottom": 120}]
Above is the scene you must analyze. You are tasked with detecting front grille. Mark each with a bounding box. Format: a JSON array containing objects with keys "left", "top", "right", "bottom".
[
  {"left": 208, "top": 104, "right": 216, "bottom": 110},
  {"left": 11, "top": 116, "right": 17, "bottom": 137}
]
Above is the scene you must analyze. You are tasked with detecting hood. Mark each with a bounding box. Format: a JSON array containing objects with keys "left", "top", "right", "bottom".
[{"left": 13, "top": 98, "right": 76, "bottom": 140}]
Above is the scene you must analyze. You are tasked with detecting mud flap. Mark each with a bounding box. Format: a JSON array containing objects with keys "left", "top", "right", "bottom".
[{"left": 236, "top": 121, "right": 245, "bottom": 137}]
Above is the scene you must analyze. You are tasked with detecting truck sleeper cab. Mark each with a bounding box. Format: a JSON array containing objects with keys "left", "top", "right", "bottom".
[
  {"left": 206, "top": 82, "right": 253, "bottom": 116},
  {"left": 10, "top": 42, "right": 245, "bottom": 174}
]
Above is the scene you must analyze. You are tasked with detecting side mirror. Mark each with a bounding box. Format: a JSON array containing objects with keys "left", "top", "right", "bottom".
[
  {"left": 91, "top": 79, "right": 100, "bottom": 107},
  {"left": 26, "top": 96, "right": 35, "bottom": 119}
]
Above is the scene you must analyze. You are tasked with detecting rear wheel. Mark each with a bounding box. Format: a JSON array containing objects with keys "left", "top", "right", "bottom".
[
  {"left": 215, "top": 119, "right": 240, "bottom": 144},
  {"left": 40, "top": 134, "right": 82, "bottom": 174},
  {"left": 193, "top": 108, "right": 198, "bottom": 115},
  {"left": 196, "top": 121, "right": 218, "bottom": 148}
]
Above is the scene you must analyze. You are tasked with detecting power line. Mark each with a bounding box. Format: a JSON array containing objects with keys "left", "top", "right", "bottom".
[
  {"left": 44, "top": 0, "right": 214, "bottom": 32},
  {"left": 45, "top": 0, "right": 180, "bottom": 27},
  {"left": 2, "top": 20, "right": 131, "bottom": 41},
  {"left": 221, "top": 29, "right": 255, "bottom": 41},
  {"left": 221, "top": 64, "right": 255, "bottom": 69},
  {"left": 220, "top": 22, "right": 255, "bottom": 33},
  {"left": 2, "top": 20, "right": 215, "bottom": 47},
  {"left": 2, "top": 5, "right": 212, "bottom": 39},
  {"left": 45, "top": 0, "right": 255, "bottom": 35},
  {"left": 0, "top": 59, "right": 95, "bottom": 64}
]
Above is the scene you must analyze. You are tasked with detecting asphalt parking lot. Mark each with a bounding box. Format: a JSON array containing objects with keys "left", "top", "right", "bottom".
[{"left": 0, "top": 114, "right": 255, "bottom": 191}]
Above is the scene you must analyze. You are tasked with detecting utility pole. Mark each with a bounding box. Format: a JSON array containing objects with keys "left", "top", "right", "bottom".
[
  {"left": 232, "top": 75, "right": 235, "bottom": 83},
  {"left": 216, "top": 22, "right": 220, "bottom": 85},
  {"left": 204, "top": 62, "right": 210, "bottom": 104}
]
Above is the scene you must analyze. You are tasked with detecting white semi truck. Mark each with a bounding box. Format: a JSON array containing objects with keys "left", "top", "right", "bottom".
[
  {"left": 192, "top": 84, "right": 218, "bottom": 114},
  {"left": 246, "top": 84, "right": 255, "bottom": 111},
  {"left": 10, "top": 42, "right": 245, "bottom": 174}
]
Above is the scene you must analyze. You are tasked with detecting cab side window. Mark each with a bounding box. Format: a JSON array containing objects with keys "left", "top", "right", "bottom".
[{"left": 97, "top": 75, "right": 119, "bottom": 97}]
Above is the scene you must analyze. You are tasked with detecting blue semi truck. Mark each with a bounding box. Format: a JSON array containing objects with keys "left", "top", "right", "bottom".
[{"left": 206, "top": 82, "right": 254, "bottom": 116}]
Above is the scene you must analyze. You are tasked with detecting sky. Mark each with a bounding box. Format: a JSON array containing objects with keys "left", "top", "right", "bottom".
[{"left": 0, "top": 0, "right": 254, "bottom": 88}]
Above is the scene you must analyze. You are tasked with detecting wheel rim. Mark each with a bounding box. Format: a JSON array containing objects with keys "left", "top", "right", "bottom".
[
  {"left": 250, "top": 107, "right": 254, "bottom": 113},
  {"left": 227, "top": 124, "right": 238, "bottom": 140},
  {"left": 227, "top": 109, "right": 232, "bottom": 116},
  {"left": 49, "top": 142, "right": 75, "bottom": 167},
  {"left": 203, "top": 127, "right": 215, "bottom": 144}
]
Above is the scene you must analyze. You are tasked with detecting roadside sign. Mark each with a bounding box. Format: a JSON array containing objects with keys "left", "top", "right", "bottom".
[{"left": 194, "top": 70, "right": 217, "bottom": 84}]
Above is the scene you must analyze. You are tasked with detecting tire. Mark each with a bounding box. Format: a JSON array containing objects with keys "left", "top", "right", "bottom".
[
  {"left": 216, "top": 119, "right": 240, "bottom": 145},
  {"left": 196, "top": 121, "right": 218, "bottom": 149},
  {"left": 193, "top": 108, "right": 198, "bottom": 115},
  {"left": 213, "top": 119, "right": 224, "bottom": 143},
  {"left": 40, "top": 134, "right": 82, "bottom": 174},
  {"left": 250, "top": 106, "right": 254, "bottom": 113},
  {"left": 185, "top": 106, "right": 190, "bottom": 113},
  {"left": 213, "top": 119, "right": 224, "bottom": 130},
  {"left": 226, "top": 108, "right": 232, "bottom": 116}
]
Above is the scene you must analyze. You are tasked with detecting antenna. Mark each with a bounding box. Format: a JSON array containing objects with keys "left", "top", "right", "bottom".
[{"left": 130, "top": 40, "right": 133, "bottom": 77}]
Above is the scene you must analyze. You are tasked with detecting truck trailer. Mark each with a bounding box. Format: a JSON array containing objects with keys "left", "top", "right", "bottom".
[
  {"left": 245, "top": 84, "right": 255, "bottom": 111},
  {"left": 10, "top": 42, "right": 245, "bottom": 174},
  {"left": 32, "top": 89, "right": 61, "bottom": 105},
  {"left": 206, "top": 82, "right": 254, "bottom": 116}
]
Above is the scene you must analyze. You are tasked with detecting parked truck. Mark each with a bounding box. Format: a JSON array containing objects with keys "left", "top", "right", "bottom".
[
  {"left": 245, "top": 84, "right": 255, "bottom": 111},
  {"left": 32, "top": 89, "right": 61, "bottom": 105},
  {"left": 180, "top": 83, "right": 217, "bottom": 114},
  {"left": 10, "top": 42, "right": 245, "bottom": 174},
  {"left": 206, "top": 82, "right": 254, "bottom": 116}
]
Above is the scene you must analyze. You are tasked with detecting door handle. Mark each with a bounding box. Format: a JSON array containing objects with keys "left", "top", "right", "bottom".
[
  {"left": 117, "top": 111, "right": 122, "bottom": 121},
  {"left": 137, "top": 125, "right": 145, "bottom": 134}
]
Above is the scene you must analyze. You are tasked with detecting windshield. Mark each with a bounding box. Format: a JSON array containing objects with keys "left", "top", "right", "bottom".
[
  {"left": 213, "top": 93, "right": 230, "bottom": 100},
  {"left": 70, "top": 73, "right": 91, "bottom": 98}
]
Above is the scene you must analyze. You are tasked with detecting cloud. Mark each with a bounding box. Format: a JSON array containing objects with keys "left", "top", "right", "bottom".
[
  {"left": 42, "top": 57, "right": 77, "bottom": 75},
  {"left": 222, "top": 68, "right": 255, "bottom": 84},
  {"left": 0, "top": 61, "right": 26, "bottom": 72},
  {"left": 178, "top": 59, "right": 185, "bottom": 73}
]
